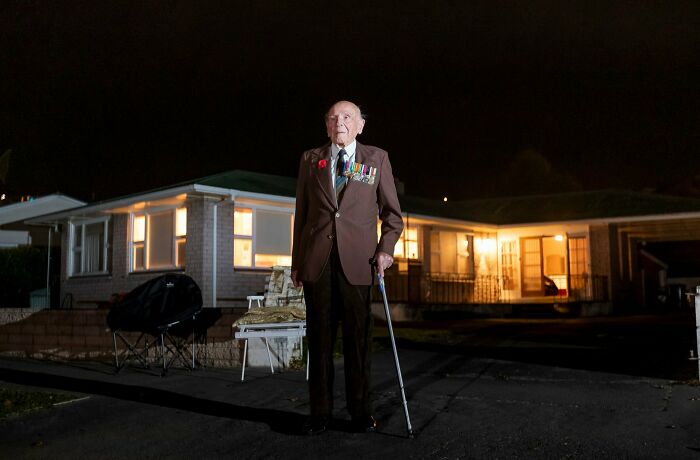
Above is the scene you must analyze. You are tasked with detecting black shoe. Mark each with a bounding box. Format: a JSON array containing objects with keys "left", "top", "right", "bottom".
[
  {"left": 351, "top": 415, "right": 378, "bottom": 433},
  {"left": 304, "top": 416, "right": 329, "bottom": 435}
]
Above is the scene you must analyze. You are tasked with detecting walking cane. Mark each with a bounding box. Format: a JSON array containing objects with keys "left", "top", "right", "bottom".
[{"left": 378, "top": 273, "right": 414, "bottom": 438}]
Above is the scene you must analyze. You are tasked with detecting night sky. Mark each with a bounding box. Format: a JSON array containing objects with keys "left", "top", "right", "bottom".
[{"left": 1, "top": 2, "right": 698, "bottom": 203}]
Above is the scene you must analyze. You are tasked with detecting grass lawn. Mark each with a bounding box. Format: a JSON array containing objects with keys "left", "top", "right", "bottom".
[{"left": 0, "top": 387, "right": 78, "bottom": 421}]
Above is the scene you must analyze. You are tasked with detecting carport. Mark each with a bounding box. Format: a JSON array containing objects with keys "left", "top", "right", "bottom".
[{"left": 615, "top": 215, "right": 700, "bottom": 309}]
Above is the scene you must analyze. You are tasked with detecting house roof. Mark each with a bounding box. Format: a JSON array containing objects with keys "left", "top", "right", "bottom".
[
  {"left": 449, "top": 190, "right": 700, "bottom": 225},
  {"left": 195, "top": 170, "right": 298, "bottom": 198},
  {"left": 0, "top": 194, "right": 86, "bottom": 225},
  {"left": 188, "top": 172, "right": 700, "bottom": 225},
  {"left": 24, "top": 170, "right": 700, "bottom": 227}
]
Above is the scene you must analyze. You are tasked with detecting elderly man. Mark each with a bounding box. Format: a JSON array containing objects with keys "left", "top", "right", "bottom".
[{"left": 291, "top": 100, "right": 404, "bottom": 435}]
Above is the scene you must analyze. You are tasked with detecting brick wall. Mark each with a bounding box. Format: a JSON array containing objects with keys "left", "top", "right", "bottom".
[
  {"left": 589, "top": 223, "right": 618, "bottom": 307},
  {"left": 0, "top": 308, "right": 247, "bottom": 368}
]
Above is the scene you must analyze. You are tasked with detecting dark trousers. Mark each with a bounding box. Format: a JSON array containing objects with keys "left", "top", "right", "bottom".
[{"left": 303, "top": 244, "right": 373, "bottom": 418}]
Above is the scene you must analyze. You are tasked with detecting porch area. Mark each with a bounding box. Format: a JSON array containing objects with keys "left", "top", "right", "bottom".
[{"left": 379, "top": 269, "right": 609, "bottom": 306}]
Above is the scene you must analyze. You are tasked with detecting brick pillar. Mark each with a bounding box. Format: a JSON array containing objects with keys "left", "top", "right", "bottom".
[
  {"left": 216, "top": 203, "right": 234, "bottom": 307},
  {"left": 111, "top": 214, "right": 129, "bottom": 293},
  {"left": 186, "top": 195, "right": 230, "bottom": 308}
]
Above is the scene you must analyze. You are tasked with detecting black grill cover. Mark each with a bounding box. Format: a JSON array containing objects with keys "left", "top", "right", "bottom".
[{"left": 107, "top": 274, "right": 203, "bottom": 333}]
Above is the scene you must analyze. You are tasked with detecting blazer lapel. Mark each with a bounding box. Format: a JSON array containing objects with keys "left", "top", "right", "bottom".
[{"left": 312, "top": 144, "right": 335, "bottom": 207}]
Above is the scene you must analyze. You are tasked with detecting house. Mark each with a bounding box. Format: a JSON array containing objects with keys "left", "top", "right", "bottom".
[
  {"left": 0, "top": 194, "right": 86, "bottom": 308},
  {"left": 26, "top": 170, "right": 700, "bottom": 314},
  {"left": 0, "top": 194, "right": 86, "bottom": 248}
]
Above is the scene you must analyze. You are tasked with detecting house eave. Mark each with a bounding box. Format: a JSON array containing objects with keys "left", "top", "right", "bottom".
[
  {"left": 226, "top": 189, "right": 296, "bottom": 204},
  {"left": 496, "top": 210, "right": 700, "bottom": 228},
  {"left": 404, "top": 212, "right": 498, "bottom": 231},
  {"left": 25, "top": 184, "right": 298, "bottom": 225},
  {"left": 25, "top": 185, "right": 203, "bottom": 224}
]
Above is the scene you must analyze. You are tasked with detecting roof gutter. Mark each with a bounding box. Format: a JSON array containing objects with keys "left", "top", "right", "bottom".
[
  {"left": 404, "top": 211, "right": 499, "bottom": 230},
  {"left": 496, "top": 210, "right": 700, "bottom": 229},
  {"left": 25, "top": 185, "right": 235, "bottom": 225}
]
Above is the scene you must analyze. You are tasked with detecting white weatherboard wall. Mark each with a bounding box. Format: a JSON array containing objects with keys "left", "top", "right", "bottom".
[{"left": 0, "top": 230, "right": 30, "bottom": 247}]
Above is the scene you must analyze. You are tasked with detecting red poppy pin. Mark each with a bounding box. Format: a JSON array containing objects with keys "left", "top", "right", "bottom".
[{"left": 317, "top": 159, "right": 328, "bottom": 169}]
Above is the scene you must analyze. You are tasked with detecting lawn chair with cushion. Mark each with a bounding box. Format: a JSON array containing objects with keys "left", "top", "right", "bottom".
[{"left": 233, "top": 266, "right": 308, "bottom": 381}]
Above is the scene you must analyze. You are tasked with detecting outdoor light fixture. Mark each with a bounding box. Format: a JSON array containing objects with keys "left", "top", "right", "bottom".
[
  {"left": 554, "top": 234, "right": 564, "bottom": 242},
  {"left": 443, "top": 196, "right": 447, "bottom": 202}
]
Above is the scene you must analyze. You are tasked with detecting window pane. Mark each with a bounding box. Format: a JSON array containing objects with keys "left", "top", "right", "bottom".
[
  {"left": 234, "top": 238, "right": 253, "bottom": 267},
  {"left": 406, "top": 228, "right": 418, "bottom": 241},
  {"left": 255, "top": 254, "right": 292, "bottom": 268},
  {"left": 175, "top": 208, "right": 187, "bottom": 237},
  {"left": 73, "top": 225, "right": 82, "bottom": 248},
  {"left": 392, "top": 227, "right": 418, "bottom": 259},
  {"left": 148, "top": 211, "right": 174, "bottom": 268},
  {"left": 393, "top": 235, "right": 405, "bottom": 258},
  {"left": 569, "top": 237, "right": 588, "bottom": 290},
  {"left": 255, "top": 210, "right": 292, "bottom": 255},
  {"left": 501, "top": 240, "right": 516, "bottom": 290},
  {"left": 407, "top": 241, "right": 419, "bottom": 259},
  {"left": 72, "top": 224, "right": 82, "bottom": 274},
  {"left": 234, "top": 208, "right": 253, "bottom": 236},
  {"left": 456, "top": 234, "right": 472, "bottom": 274},
  {"left": 176, "top": 239, "right": 186, "bottom": 267},
  {"left": 84, "top": 223, "right": 104, "bottom": 273},
  {"left": 439, "top": 232, "right": 457, "bottom": 273},
  {"left": 133, "top": 215, "right": 145, "bottom": 242},
  {"left": 133, "top": 244, "right": 145, "bottom": 271},
  {"left": 430, "top": 232, "right": 440, "bottom": 273},
  {"left": 521, "top": 238, "right": 542, "bottom": 292}
]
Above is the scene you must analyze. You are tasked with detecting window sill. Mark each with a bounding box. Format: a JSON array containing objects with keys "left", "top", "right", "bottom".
[
  {"left": 233, "top": 267, "right": 275, "bottom": 274},
  {"left": 129, "top": 268, "right": 186, "bottom": 276},
  {"left": 68, "top": 273, "right": 112, "bottom": 279}
]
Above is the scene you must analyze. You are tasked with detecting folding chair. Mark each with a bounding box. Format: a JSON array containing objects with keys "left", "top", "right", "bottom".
[
  {"left": 233, "top": 266, "right": 308, "bottom": 381},
  {"left": 108, "top": 274, "right": 203, "bottom": 376}
]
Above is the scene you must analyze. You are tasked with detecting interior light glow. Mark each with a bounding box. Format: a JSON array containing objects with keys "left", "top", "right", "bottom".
[
  {"left": 176, "top": 208, "right": 187, "bottom": 236},
  {"left": 475, "top": 237, "right": 497, "bottom": 253}
]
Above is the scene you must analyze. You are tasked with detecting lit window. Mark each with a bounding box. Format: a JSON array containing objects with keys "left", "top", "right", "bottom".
[
  {"left": 430, "top": 231, "right": 473, "bottom": 275},
  {"left": 233, "top": 238, "right": 253, "bottom": 267},
  {"left": 133, "top": 215, "right": 145, "bottom": 271},
  {"left": 569, "top": 236, "right": 588, "bottom": 291},
  {"left": 234, "top": 207, "right": 293, "bottom": 268},
  {"left": 176, "top": 208, "right": 187, "bottom": 237},
  {"left": 70, "top": 218, "right": 110, "bottom": 276},
  {"left": 131, "top": 208, "right": 186, "bottom": 271},
  {"left": 234, "top": 208, "right": 253, "bottom": 236},
  {"left": 377, "top": 223, "right": 420, "bottom": 260}
]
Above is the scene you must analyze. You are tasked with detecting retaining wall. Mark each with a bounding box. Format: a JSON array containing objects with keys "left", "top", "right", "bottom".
[{"left": 0, "top": 308, "right": 249, "bottom": 368}]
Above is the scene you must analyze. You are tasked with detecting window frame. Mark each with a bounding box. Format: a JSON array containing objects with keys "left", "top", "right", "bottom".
[
  {"left": 233, "top": 205, "right": 294, "bottom": 270},
  {"left": 567, "top": 233, "right": 590, "bottom": 291},
  {"left": 429, "top": 229, "right": 474, "bottom": 275},
  {"left": 68, "top": 217, "right": 110, "bottom": 277},
  {"left": 129, "top": 206, "right": 187, "bottom": 273}
]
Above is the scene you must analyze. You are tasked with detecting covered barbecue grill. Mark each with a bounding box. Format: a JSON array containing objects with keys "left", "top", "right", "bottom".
[{"left": 108, "top": 273, "right": 203, "bottom": 375}]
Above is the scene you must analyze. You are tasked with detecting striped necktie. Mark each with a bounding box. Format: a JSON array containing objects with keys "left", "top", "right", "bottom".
[{"left": 335, "top": 149, "right": 348, "bottom": 200}]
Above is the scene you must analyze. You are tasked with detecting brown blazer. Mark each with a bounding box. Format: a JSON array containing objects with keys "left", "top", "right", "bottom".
[{"left": 292, "top": 142, "right": 404, "bottom": 285}]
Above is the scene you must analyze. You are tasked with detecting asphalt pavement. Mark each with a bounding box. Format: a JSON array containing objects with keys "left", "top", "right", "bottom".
[{"left": 1, "top": 341, "right": 700, "bottom": 459}]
